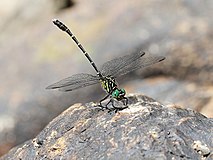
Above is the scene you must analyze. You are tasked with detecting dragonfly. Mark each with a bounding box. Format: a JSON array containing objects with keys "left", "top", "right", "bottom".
[{"left": 46, "top": 19, "right": 165, "bottom": 110}]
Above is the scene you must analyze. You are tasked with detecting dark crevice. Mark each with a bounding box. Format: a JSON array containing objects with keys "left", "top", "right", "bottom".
[{"left": 53, "top": 0, "right": 75, "bottom": 11}]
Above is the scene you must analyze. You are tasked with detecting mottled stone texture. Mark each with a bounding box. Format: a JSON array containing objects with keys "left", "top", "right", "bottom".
[
  {"left": 1, "top": 95, "right": 212, "bottom": 160},
  {"left": 1, "top": 0, "right": 213, "bottom": 156}
]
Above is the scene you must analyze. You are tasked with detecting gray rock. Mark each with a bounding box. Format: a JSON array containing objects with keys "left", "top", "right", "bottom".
[
  {"left": 0, "top": 0, "right": 212, "bottom": 156},
  {"left": 1, "top": 95, "right": 212, "bottom": 160}
]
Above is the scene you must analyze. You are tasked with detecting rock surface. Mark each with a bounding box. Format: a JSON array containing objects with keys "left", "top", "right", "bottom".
[
  {"left": 0, "top": 0, "right": 212, "bottom": 156},
  {"left": 1, "top": 95, "right": 212, "bottom": 160}
]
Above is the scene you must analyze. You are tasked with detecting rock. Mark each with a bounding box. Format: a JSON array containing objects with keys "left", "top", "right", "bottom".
[
  {"left": 1, "top": 95, "right": 212, "bottom": 160},
  {"left": 52, "top": 0, "right": 75, "bottom": 11},
  {"left": 125, "top": 77, "right": 213, "bottom": 117},
  {"left": 0, "top": 0, "right": 213, "bottom": 156}
]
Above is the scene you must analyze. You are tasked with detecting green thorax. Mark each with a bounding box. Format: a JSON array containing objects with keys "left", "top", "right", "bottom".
[{"left": 100, "top": 76, "right": 126, "bottom": 100}]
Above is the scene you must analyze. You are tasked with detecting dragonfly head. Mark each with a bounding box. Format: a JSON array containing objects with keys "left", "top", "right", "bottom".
[{"left": 112, "top": 88, "right": 126, "bottom": 100}]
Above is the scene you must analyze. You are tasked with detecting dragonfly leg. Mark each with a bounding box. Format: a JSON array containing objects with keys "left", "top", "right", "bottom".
[
  {"left": 105, "top": 98, "right": 125, "bottom": 113},
  {"left": 106, "top": 98, "right": 114, "bottom": 109},
  {"left": 99, "top": 95, "right": 128, "bottom": 111},
  {"left": 110, "top": 98, "right": 128, "bottom": 111},
  {"left": 102, "top": 97, "right": 121, "bottom": 112},
  {"left": 123, "top": 97, "right": 128, "bottom": 106},
  {"left": 99, "top": 94, "right": 110, "bottom": 109}
]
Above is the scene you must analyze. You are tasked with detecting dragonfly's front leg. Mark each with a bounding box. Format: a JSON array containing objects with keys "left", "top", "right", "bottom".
[
  {"left": 98, "top": 94, "right": 110, "bottom": 109},
  {"left": 109, "top": 97, "right": 128, "bottom": 111},
  {"left": 105, "top": 98, "right": 115, "bottom": 107}
]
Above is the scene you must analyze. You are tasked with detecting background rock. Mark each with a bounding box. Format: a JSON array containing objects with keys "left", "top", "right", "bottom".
[
  {"left": 1, "top": 95, "right": 212, "bottom": 160},
  {"left": 0, "top": 0, "right": 212, "bottom": 156}
]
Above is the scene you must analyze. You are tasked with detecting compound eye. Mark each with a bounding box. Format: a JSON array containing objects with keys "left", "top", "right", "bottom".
[
  {"left": 121, "top": 89, "right": 126, "bottom": 95},
  {"left": 116, "top": 90, "right": 120, "bottom": 96},
  {"left": 112, "top": 90, "right": 119, "bottom": 98}
]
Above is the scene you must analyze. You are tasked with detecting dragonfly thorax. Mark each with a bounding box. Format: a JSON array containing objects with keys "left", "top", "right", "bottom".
[
  {"left": 100, "top": 76, "right": 126, "bottom": 101},
  {"left": 100, "top": 76, "right": 117, "bottom": 93}
]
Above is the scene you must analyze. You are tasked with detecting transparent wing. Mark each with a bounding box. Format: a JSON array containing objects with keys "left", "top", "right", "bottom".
[
  {"left": 100, "top": 51, "right": 145, "bottom": 77},
  {"left": 113, "top": 55, "right": 165, "bottom": 77},
  {"left": 46, "top": 73, "right": 100, "bottom": 92}
]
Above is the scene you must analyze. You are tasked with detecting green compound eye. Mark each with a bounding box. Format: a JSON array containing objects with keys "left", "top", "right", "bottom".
[
  {"left": 121, "top": 89, "right": 126, "bottom": 95},
  {"left": 112, "top": 89, "right": 126, "bottom": 98},
  {"left": 112, "top": 89, "right": 119, "bottom": 98}
]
